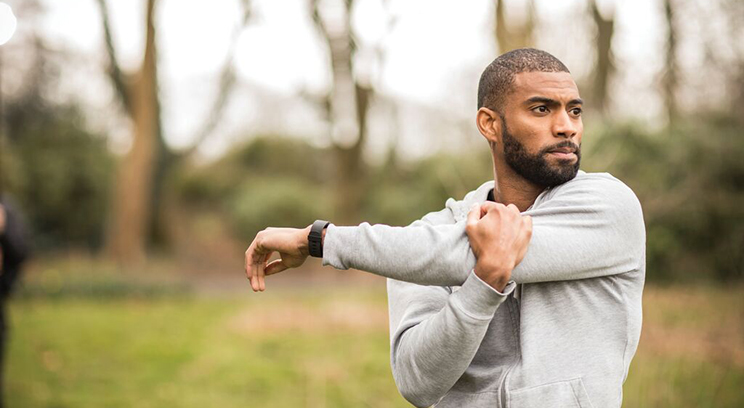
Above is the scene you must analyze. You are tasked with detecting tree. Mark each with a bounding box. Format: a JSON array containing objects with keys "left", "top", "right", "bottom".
[
  {"left": 662, "top": 0, "right": 678, "bottom": 124},
  {"left": 590, "top": 0, "right": 616, "bottom": 116},
  {"left": 0, "top": 2, "right": 114, "bottom": 249},
  {"left": 494, "top": 0, "right": 535, "bottom": 53},
  {"left": 309, "top": 0, "right": 375, "bottom": 223},
  {"left": 96, "top": 0, "right": 250, "bottom": 263}
]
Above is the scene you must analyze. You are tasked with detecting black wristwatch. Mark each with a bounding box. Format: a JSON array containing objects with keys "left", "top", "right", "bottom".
[{"left": 308, "top": 220, "right": 330, "bottom": 258}]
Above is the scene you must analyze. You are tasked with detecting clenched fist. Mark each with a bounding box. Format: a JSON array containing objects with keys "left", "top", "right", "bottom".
[{"left": 465, "top": 202, "right": 532, "bottom": 291}]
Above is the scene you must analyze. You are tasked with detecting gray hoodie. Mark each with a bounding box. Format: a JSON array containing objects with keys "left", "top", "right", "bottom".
[{"left": 322, "top": 171, "right": 646, "bottom": 408}]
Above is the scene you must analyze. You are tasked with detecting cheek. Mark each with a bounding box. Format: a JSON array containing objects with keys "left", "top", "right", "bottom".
[{"left": 509, "top": 116, "right": 548, "bottom": 150}]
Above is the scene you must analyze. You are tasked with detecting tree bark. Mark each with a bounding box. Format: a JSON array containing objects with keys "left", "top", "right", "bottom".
[
  {"left": 105, "top": 0, "right": 159, "bottom": 263},
  {"left": 591, "top": 0, "right": 615, "bottom": 115},
  {"left": 98, "top": 0, "right": 250, "bottom": 262},
  {"left": 312, "top": 0, "right": 371, "bottom": 223},
  {"left": 662, "top": 0, "right": 678, "bottom": 124},
  {"left": 494, "top": 0, "right": 535, "bottom": 53}
]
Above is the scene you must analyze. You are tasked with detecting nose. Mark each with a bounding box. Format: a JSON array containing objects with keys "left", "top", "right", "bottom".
[{"left": 552, "top": 110, "right": 578, "bottom": 139}]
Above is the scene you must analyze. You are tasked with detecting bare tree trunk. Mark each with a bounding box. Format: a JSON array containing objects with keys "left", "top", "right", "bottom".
[
  {"left": 662, "top": 0, "right": 678, "bottom": 124},
  {"left": 494, "top": 0, "right": 535, "bottom": 53},
  {"left": 106, "top": 0, "right": 159, "bottom": 263},
  {"left": 97, "top": 0, "right": 250, "bottom": 262},
  {"left": 334, "top": 83, "right": 371, "bottom": 223},
  {"left": 312, "top": 0, "right": 371, "bottom": 224},
  {"left": 590, "top": 0, "right": 615, "bottom": 115}
]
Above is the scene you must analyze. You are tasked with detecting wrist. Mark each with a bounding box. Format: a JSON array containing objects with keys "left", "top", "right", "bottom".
[
  {"left": 474, "top": 261, "right": 512, "bottom": 292},
  {"left": 299, "top": 225, "right": 312, "bottom": 257},
  {"left": 306, "top": 220, "right": 330, "bottom": 258}
]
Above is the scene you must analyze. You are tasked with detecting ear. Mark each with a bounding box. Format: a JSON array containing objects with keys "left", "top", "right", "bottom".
[{"left": 476, "top": 107, "right": 502, "bottom": 148}]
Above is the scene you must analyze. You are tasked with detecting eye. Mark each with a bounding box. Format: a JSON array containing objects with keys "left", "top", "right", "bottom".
[
  {"left": 532, "top": 106, "right": 549, "bottom": 114},
  {"left": 570, "top": 107, "right": 583, "bottom": 116}
]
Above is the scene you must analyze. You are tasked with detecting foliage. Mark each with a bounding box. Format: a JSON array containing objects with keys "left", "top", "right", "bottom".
[
  {"left": 363, "top": 150, "right": 493, "bottom": 226},
  {"left": 583, "top": 115, "right": 744, "bottom": 282},
  {"left": 177, "top": 136, "right": 333, "bottom": 241},
  {"left": 2, "top": 104, "right": 114, "bottom": 250},
  {"left": 178, "top": 135, "right": 494, "bottom": 239},
  {"left": 229, "top": 176, "right": 331, "bottom": 240}
]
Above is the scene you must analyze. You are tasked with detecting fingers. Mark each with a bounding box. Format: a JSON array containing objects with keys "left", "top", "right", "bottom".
[
  {"left": 252, "top": 250, "right": 262, "bottom": 292},
  {"left": 245, "top": 236, "right": 267, "bottom": 292},
  {"left": 245, "top": 241, "right": 258, "bottom": 292},
  {"left": 514, "top": 215, "right": 533, "bottom": 265},
  {"left": 265, "top": 258, "right": 290, "bottom": 276},
  {"left": 245, "top": 227, "right": 310, "bottom": 292},
  {"left": 480, "top": 201, "right": 499, "bottom": 216},
  {"left": 520, "top": 215, "right": 533, "bottom": 243},
  {"left": 246, "top": 230, "right": 273, "bottom": 292},
  {"left": 257, "top": 252, "right": 270, "bottom": 292},
  {"left": 466, "top": 203, "right": 481, "bottom": 228}
]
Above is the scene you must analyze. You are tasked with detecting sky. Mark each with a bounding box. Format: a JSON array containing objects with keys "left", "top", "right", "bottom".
[{"left": 2, "top": 0, "right": 673, "bottom": 160}]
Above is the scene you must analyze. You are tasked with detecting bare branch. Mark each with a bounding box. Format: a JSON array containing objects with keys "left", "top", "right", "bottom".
[
  {"left": 95, "top": 0, "right": 131, "bottom": 114},
  {"left": 180, "top": 0, "right": 252, "bottom": 157},
  {"left": 590, "top": 0, "right": 616, "bottom": 114}
]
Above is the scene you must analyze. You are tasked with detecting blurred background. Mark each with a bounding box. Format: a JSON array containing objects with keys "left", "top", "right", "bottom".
[{"left": 0, "top": 0, "right": 742, "bottom": 406}]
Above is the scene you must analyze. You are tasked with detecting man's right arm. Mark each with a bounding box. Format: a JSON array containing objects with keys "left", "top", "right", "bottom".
[
  {"left": 244, "top": 175, "right": 642, "bottom": 291},
  {"left": 386, "top": 202, "right": 527, "bottom": 407},
  {"left": 387, "top": 273, "right": 514, "bottom": 407},
  {"left": 322, "top": 174, "right": 645, "bottom": 285}
]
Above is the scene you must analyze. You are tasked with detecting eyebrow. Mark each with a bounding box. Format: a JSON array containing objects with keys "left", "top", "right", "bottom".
[{"left": 524, "top": 96, "right": 584, "bottom": 106}]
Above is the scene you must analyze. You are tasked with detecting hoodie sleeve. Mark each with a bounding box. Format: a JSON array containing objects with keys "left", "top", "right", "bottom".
[
  {"left": 322, "top": 174, "right": 645, "bottom": 285},
  {"left": 322, "top": 204, "right": 474, "bottom": 287},
  {"left": 387, "top": 272, "right": 515, "bottom": 407}
]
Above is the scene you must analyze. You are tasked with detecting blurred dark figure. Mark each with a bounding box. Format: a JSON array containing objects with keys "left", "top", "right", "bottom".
[{"left": 0, "top": 196, "right": 29, "bottom": 408}]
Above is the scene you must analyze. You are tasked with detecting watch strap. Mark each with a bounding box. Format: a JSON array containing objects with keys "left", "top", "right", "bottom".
[{"left": 308, "top": 220, "right": 330, "bottom": 258}]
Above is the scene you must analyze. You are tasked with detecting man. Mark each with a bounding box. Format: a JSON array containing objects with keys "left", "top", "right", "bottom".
[
  {"left": 0, "top": 197, "right": 30, "bottom": 408},
  {"left": 244, "top": 48, "right": 645, "bottom": 408}
]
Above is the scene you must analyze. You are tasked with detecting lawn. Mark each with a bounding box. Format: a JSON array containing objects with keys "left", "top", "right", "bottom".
[{"left": 6, "top": 271, "right": 744, "bottom": 407}]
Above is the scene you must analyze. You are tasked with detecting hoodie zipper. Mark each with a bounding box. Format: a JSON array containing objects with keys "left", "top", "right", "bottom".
[
  {"left": 500, "top": 361, "right": 516, "bottom": 408},
  {"left": 500, "top": 285, "right": 522, "bottom": 408}
]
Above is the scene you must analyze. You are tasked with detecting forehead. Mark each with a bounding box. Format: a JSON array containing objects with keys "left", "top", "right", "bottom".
[{"left": 511, "top": 71, "right": 580, "bottom": 102}]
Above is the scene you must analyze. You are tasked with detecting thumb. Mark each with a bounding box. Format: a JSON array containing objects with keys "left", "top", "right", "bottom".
[
  {"left": 466, "top": 203, "right": 481, "bottom": 227},
  {"left": 265, "top": 258, "right": 290, "bottom": 276}
]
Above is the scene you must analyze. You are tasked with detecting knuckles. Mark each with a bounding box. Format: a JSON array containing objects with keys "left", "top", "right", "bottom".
[{"left": 254, "top": 230, "right": 267, "bottom": 249}]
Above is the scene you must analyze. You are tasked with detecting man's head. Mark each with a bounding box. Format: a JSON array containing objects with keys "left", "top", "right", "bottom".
[{"left": 476, "top": 49, "right": 583, "bottom": 188}]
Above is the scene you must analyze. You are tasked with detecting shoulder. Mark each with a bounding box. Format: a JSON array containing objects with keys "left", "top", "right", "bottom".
[
  {"left": 548, "top": 171, "right": 636, "bottom": 196},
  {"left": 447, "top": 180, "right": 495, "bottom": 222},
  {"left": 534, "top": 172, "right": 646, "bottom": 246},
  {"left": 414, "top": 180, "right": 494, "bottom": 226},
  {"left": 538, "top": 171, "right": 642, "bottom": 214}
]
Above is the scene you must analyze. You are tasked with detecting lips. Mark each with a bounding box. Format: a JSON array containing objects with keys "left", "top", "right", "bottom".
[{"left": 549, "top": 147, "right": 577, "bottom": 154}]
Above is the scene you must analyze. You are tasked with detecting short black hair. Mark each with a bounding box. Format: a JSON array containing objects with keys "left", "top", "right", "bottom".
[{"left": 477, "top": 48, "right": 570, "bottom": 111}]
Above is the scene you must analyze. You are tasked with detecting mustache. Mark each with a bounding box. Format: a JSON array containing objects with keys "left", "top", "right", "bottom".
[{"left": 541, "top": 141, "right": 581, "bottom": 155}]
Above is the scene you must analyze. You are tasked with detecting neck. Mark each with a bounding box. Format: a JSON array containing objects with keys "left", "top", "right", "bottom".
[{"left": 491, "top": 162, "right": 545, "bottom": 212}]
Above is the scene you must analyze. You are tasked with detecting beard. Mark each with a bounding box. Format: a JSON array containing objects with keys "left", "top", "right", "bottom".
[{"left": 500, "top": 118, "right": 581, "bottom": 188}]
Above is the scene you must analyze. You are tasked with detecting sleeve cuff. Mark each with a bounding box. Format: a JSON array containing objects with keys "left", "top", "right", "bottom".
[
  {"left": 450, "top": 270, "right": 515, "bottom": 320},
  {"left": 321, "top": 224, "right": 346, "bottom": 269}
]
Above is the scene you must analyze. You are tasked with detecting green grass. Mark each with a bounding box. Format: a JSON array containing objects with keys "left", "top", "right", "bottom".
[
  {"left": 7, "top": 289, "right": 405, "bottom": 408},
  {"left": 6, "top": 281, "right": 744, "bottom": 407}
]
